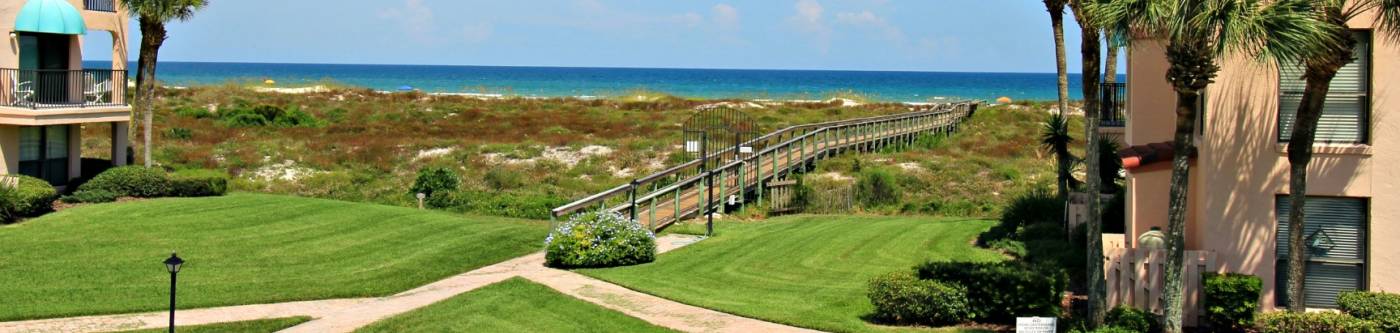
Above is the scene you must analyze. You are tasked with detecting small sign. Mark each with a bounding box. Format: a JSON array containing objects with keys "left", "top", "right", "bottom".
[
  {"left": 685, "top": 141, "right": 701, "bottom": 153},
  {"left": 739, "top": 146, "right": 753, "bottom": 154},
  {"left": 1016, "top": 317, "right": 1056, "bottom": 333}
]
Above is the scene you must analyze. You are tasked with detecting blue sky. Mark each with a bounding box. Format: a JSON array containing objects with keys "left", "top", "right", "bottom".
[{"left": 87, "top": 0, "right": 1120, "bottom": 74}]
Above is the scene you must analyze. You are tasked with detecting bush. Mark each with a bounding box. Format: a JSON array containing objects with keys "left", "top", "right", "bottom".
[
  {"left": 1068, "top": 326, "right": 1140, "bottom": 333},
  {"left": 483, "top": 168, "right": 525, "bottom": 190},
  {"left": 61, "top": 190, "right": 119, "bottom": 204},
  {"left": 1, "top": 175, "right": 59, "bottom": 219},
  {"left": 867, "top": 271, "right": 970, "bottom": 326},
  {"left": 163, "top": 127, "right": 193, "bottom": 140},
  {"left": 980, "top": 187, "right": 1060, "bottom": 245},
  {"left": 1106, "top": 307, "right": 1161, "bottom": 333},
  {"left": 915, "top": 261, "right": 1065, "bottom": 323},
  {"left": 426, "top": 190, "right": 567, "bottom": 220},
  {"left": 411, "top": 167, "right": 460, "bottom": 197},
  {"left": 167, "top": 170, "right": 229, "bottom": 197},
  {"left": 78, "top": 166, "right": 171, "bottom": 198},
  {"left": 1338, "top": 291, "right": 1400, "bottom": 332},
  {"left": 1202, "top": 273, "right": 1263, "bottom": 332},
  {"left": 544, "top": 210, "right": 656, "bottom": 268},
  {"left": 855, "top": 168, "right": 900, "bottom": 207},
  {"left": 174, "top": 106, "right": 213, "bottom": 119},
  {"left": 1254, "top": 311, "right": 1379, "bottom": 333}
]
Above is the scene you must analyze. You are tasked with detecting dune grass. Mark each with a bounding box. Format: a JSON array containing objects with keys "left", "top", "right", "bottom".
[
  {"left": 580, "top": 215, "right": 1003, "bottom": 333},
  {"left": 356, "top": 277, "right": 675, "bottom": 333},
  {"left": 109, "top": 317, "right": 311, "bottom": 333},
  {"left": 0, "top": 193, "right": 549, "bottom": 321}
]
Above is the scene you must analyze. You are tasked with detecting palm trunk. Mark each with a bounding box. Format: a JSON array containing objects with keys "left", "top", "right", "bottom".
[
  {"left": 136, "top": 18, "right": 167, "bottom": 168},
  {"left": 1159, "top": 41, "right": 1215, "bottom": 333},
  {"left": 1105, "top": 33, "right": 1119, "bottom": 85},
  {"left": 1049, "top": 8, "right": 1071, "bottom": 224},
  {"left": 1076, "top": 16, "right": 1106, "bottom": 327}
]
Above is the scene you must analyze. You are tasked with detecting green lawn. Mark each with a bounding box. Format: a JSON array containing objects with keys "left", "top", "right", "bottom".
[
  {"left": 581, "top": 215, "right": 1003, "bottom": 333},
  {"left": 0, "top": 193, "right": 549, "bottom": 321},
  {"left": 110, "top": 317, "right": 311, "bottom": 333},
  {"left": 356, "top": 277, "right": 676, "bottom": 333}
]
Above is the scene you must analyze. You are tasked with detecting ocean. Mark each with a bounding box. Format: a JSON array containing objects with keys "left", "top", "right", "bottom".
[{"left": 99, "top": 61, "right": 1119, "bottom": 103}]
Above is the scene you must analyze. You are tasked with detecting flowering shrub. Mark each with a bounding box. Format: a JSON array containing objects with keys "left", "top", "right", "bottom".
[{"left": 545, "top": 210, "right": 657, "bottom": 268}]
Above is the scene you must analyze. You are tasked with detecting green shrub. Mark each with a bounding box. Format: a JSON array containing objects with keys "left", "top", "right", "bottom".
[
  {"left": 426, "top": 190, "right": 566, "bottom": 220},
  {"left": 2, "top": 175, "right": 59, "bottom": 218},
  {"left": 78, "top": 166, "right": 171, "bottom": 198},
  {"left": 855, "top": 168, "right": 900, "bottom": 207},
  {"left": 866, "top": 271, "right": 970, "bottom": 326},
  {"left": 1106, "top": 307, "right": 1162, "bottom": 333},
  {"left": 980, "top": 187, "right": 1060, "bottom": 245},
  {"left": 544, "top": 210, "right": 656, "bottom": 268},
  {"left": 1338, "top": 291, "right": 1400, "bottom": 332},
  {"left": 483, "top": 168, "right": 525, "bottom": 190},
  {"left": 60, "top": 190, "right": 119, "bottom": 204},
  {"left": 174, "top": 106, "right": 213, "bottom": 119},
  {"left": 411, "top": 167, "right": 460, "bottom": 197},
  {"left": 915, "top": 261, "right": 1066, "bottom": 323},
  {"left": 987, "top": 239, "right": 1027, "bottom": 257},
  {"left": 1254, "top": 311, "right": 1379, "bottom": 333},
  {"left": 1202, "top": 273, "right": 1263, "bottom": 332},
  {"left": 167, "top": 171, "right": 229, "bottom": 197},
  {"left": 1068, "top": 326, "right": 1140, "bottom": 333},
  {"left": 163, "top": 127, "right": 193, "bottom": 140},
  {"left": 217, "top": 104, "right": 320, "bottom": 128}
]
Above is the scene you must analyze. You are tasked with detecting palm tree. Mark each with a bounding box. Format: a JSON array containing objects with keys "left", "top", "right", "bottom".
[
  {"left": 1044, "top": 0, "right": 1072, "bottom": 215},
  {"left": 1092, "top": 0, "right": 1330, "bottom": 331},
  {"left": 1282, "top": 0, "right": 1400, "bottom": 312},
  {"left": 1069, "top": 0, "right": 1106, "bottom": 326},
  {"left": 124, "top": 0, "right": 210, "bottom": 168},
  {"left": 1041, "top": 113, "right": 1076, "bottom": 198}
]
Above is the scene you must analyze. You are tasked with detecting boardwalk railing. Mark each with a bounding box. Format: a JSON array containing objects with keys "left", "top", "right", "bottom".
[
  {"left": 1104, "top": 248, "right": 1218, "bottom": 327},
  {"left": 550, "top": 101, "right": 980, "bottom": 230}
]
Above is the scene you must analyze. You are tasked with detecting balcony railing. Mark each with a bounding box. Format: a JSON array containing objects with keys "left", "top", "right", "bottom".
[
  {"left": 0, "top": 69, "right": 128, "bottom": 110},
  {"left": 85, "top": 0, "right": 117, "bottom": 12},
  {"left": 1100, "top": 82, "right": 1126, "bottom": 127}
]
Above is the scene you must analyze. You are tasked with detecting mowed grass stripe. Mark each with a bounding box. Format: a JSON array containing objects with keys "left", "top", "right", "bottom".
[
  {"left": 0, "top": 193, "right": 549, "bottom": 321},
  {"left": 581, "top": 215, "right": 1002, "bottom": 333},
  {"left": 355, "top": 277, "right": 677, "bottom": 333}
]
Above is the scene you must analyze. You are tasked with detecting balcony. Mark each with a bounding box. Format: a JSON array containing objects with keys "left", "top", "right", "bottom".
[
  {"left": 0, "top": 68, "right": 127, "bottom": 110},
  {"left": 1101, "top": 82, "right": 1126, "bottom": 127},
  {"left": 84, "top": 0, "right": 117, "bottom": 12}
]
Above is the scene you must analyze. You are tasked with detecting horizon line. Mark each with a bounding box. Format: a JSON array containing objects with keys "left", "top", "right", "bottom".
[{"left": 85, "top": 59, "right": 1111, "bottom": 76}]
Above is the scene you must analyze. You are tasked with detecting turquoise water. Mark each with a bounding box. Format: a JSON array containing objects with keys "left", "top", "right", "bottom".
[{"left": 103, "top": 61, "right": 1121, "bottom": 103}]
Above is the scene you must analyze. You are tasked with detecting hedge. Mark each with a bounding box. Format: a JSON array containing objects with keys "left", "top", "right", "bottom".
[
  {"left": 1338, "top": 291, "right": 1400, "bottom": 333},
  {"left": 1254, "top": 311, "right": 1378, "bottom": 333},
  {"left": 915, "top": 261, "right": 1065, "bottom": 323},
  {"left": 1202, "top": 273, "right": 1262, "bottom": 332},
  {"left": 0, "top": 175, "right": 59, "bottom": 221},
  {"left": 867, "top": 271, "right": 970, "bottom": 326}
]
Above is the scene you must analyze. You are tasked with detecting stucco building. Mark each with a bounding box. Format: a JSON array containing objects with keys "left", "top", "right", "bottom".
[
  {"left": 1112, "top": 10, "right": 1395, "bottom": 310},
  {"left": 0, "top": 0, "right": 130, "bottom": 187}
]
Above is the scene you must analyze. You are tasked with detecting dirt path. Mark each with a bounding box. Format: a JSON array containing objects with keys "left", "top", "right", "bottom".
[{"left": 0, "top": 235, "right": 817, "bottom": 333}]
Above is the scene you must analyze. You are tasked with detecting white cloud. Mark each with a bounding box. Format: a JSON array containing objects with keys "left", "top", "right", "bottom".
[
  {"left": 834, "top": 10, "right": 905, "bottom": 43},
  {"left": 788, "top": 0, "right": 831, "bottom": 52},
  {"left": 712, "top": 4, "right": 740, "bottom": 30},
  {"left": 380, "top": 0, "right": 435, "bottom": 41}
]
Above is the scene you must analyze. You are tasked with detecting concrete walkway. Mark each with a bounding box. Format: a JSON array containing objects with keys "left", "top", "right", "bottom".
[{"left": 0, "top": 235, "right": 819, "bottom": 333}]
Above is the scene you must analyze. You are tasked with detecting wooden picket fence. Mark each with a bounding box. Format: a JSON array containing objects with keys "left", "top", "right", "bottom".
[{"left": 1104, "top": 248, "right": 1218, "bottom": 327}]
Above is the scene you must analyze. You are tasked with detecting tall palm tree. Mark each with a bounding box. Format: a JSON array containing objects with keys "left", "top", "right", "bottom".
[
  {"left": 1282, "top": 0, "right": 1400, "bottom": 312},
  {"left": 1105, "top": 32, "right": 1119, "bottom": 84},
  {"left": 1092, "top": 0, "right": 1330, "bottom": 331},
  {"left": 124, "top": 0, "right": 210, "bottom": 168},
  {"left": 1069, "top": 0, "right": 1106, "bottom": 326},
  {"left": 1045, "top": 0, "right": 1072, "bottom": 215}
]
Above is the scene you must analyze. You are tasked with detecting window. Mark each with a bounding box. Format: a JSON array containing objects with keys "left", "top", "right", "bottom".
[
  {"left": 1278, "top": 31, "right": 1370, "bottom": 144},
  {"left": 18, "top": 125, "right": 71, "bottom": 185},
  {"left": 1275, "top": 196, "right": 1367, "bottom": 309}
]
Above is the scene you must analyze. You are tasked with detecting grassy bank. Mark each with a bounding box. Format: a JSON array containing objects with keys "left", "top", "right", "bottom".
[
  {"left": 356, "top": 277, "right": 676, "bottom": 333},
  {"left": 0, "top": 193, "right": 548, "bottom": 321},
  {"left": 581, "top": 215, "right": 1002, "bottom": 333}
]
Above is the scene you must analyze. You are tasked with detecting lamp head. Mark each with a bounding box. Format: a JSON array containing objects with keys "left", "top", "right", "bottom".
[{"left": 163, "top": 252, "right": 184, "bottom": 274}]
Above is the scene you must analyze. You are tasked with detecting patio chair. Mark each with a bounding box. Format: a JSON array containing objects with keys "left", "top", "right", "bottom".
[
  {"left": 85, "top": 73, "right": 111, "bottom": 104},
  {"left": 11, "top": 76, "right": 33, "bottom": 106}
]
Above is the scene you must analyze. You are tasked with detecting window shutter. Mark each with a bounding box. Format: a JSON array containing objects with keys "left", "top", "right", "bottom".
[
  {"left": 1276, "top": 197, "right": 1367, "bottom": 308},
  {"left": 1277, "top": 31, "right": 1369, "bottom": 143}
]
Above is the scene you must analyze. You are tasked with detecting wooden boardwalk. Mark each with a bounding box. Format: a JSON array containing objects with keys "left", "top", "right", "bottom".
[{"left": 552, "top": 101, "right": 979, "bottom": 230}]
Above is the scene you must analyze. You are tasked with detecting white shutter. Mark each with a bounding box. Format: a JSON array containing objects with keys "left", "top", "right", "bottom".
[
  {"left": 1277, "top": 31, "right": 1369, "bottom": 143},
  {"left": 1276, "top": 196, "right": 1367, "bottom": 308}
]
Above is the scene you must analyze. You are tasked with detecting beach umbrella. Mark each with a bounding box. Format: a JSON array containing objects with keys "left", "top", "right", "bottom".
[
  {"left": 398, "top": 85, "right": 414, "bottom": 91},
  {"left": 263, "top": 79, "right": 276, "bottom": 85}
]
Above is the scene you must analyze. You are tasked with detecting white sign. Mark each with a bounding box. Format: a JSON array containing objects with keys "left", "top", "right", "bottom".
[
  {"left": 685, "top": 141, "right": 701, "bottom": 153},
  {"left": 739, "top": 146, "right": 753, "bottom": 154},
  {"left": 1016, "top": 317, "right": 1056, "bottom": 333}
]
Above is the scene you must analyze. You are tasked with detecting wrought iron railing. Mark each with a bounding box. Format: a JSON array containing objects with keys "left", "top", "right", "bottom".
[
  {"left": 0, "top": 69, "right": 128, "bottom": 109},
  {"left": 550, "top": 101, "right": 981, "bottom": 230},
  {"left": 1101, "top": 82, "right": 1127, "bottom": 127},
  {"left": 85, "top": 0, "right": 118, "bottom": 12}
]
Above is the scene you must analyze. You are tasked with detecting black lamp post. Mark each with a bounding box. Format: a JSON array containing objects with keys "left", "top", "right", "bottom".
[{"left": 163, "top": 252, "right": 184, "bottom": 333}]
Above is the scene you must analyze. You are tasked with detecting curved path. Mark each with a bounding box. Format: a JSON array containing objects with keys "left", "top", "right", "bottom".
[{"left": 0, "top": 235, "right": 818, "bottom": 333}]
